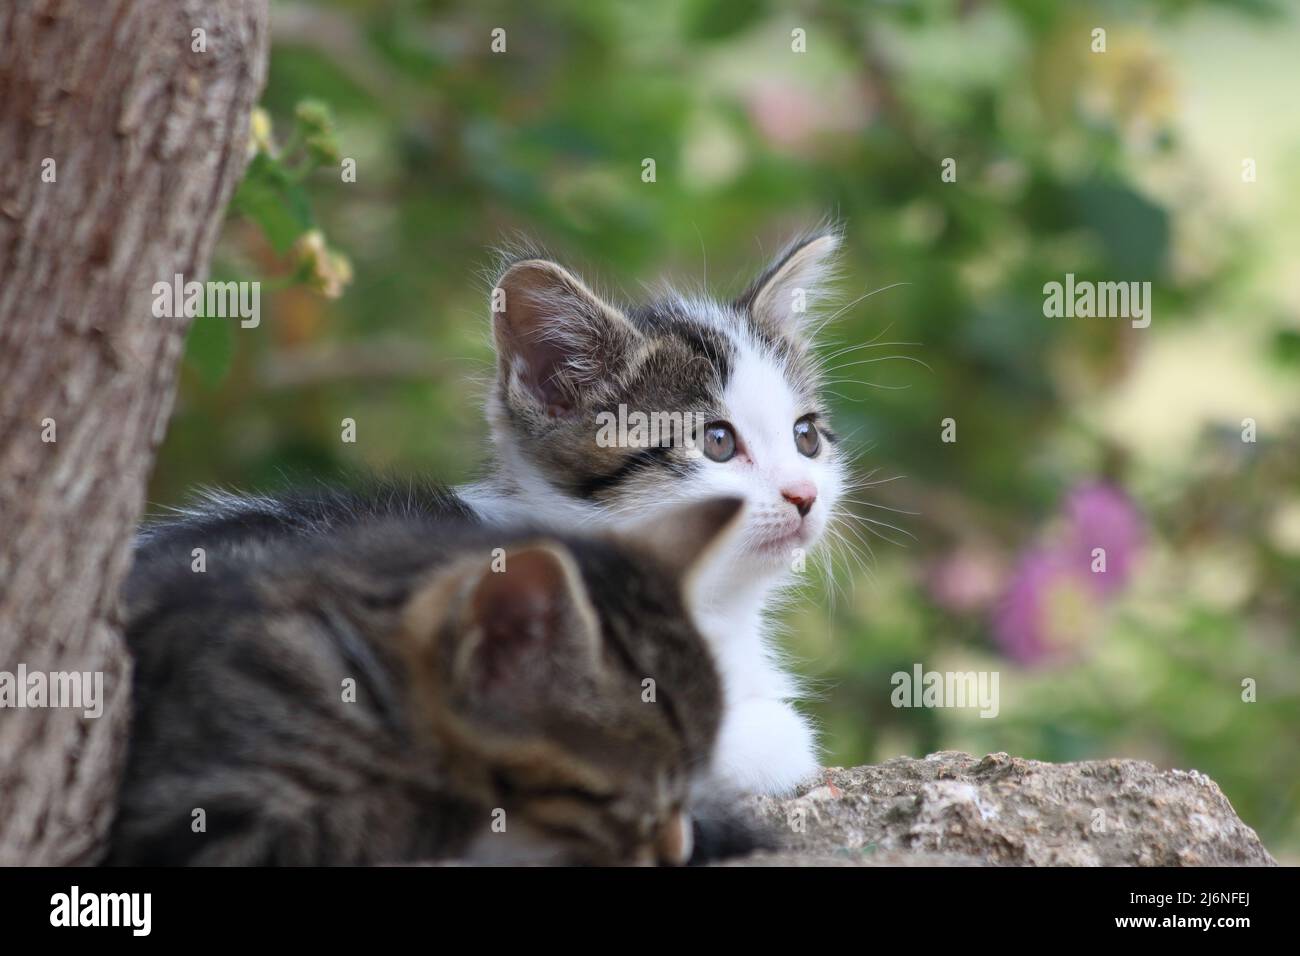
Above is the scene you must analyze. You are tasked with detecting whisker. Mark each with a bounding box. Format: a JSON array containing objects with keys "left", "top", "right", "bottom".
[
  {"left": 823, "top": 354, "right": 933, "bottom": 374},
  {"left": 838, "top": 519, "right": 880, "bottom": 569},
  {"left": 815, "top": 282, "right": 912, "bottom": 329},
  {"left": 816, "top": 339, "right": 923, "bottom": 363},
  {"left": 827, "top": 521, "right": 873, "bottom": 582},
  {"left": 823, "top": 388, "right": 872, "bottom": 403},
  {"left": 843, "top": 474, "right": 907, "bottom": 490},
  {"left": 842, "top": 512, "right": 915, "bottom": 546},
  {"left": 821, "top": 379, "right": 911, "bottom": 391},
  {"left": 839, "top": 497, "right": 921, "bottom": 517}
]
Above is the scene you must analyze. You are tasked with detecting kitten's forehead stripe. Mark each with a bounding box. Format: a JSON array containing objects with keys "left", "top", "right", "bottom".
[
  {"left": 629, "top": 300, "right": 737, "bottom": 388},
  {"left": 626, "top": 294, "right": 820, "bottom": 407}
]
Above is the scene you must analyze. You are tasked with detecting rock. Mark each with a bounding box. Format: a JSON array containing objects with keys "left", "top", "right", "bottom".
[{"left": 726, "top": 751, "right": 1275, "bottom": 866}]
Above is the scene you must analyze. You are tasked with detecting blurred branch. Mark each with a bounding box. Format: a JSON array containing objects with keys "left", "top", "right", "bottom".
[
  {"left": 256, "top": 339, "right": 471, "bottom": 389},
  {"left": 271, "top": 2, "right": 395, "bottom": 101},
  {"left": 820, "top": 3, "right": 930, "bottom": 160}
]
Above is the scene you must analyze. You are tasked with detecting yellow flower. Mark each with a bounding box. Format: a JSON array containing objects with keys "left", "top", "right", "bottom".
[
  {"left": 248, "top": 107, "right": 275, "bottom": 158},
  {"left": 294, "top": 230, "right": 353, "bottom": 300}
]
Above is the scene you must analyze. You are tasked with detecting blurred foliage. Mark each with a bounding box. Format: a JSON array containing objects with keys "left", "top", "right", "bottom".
[{"left": 153, "top": 0, "right": 1300, "bottom": 858}]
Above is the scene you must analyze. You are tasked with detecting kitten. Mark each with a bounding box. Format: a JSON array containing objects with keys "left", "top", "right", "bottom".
[
  {"left": 461, "top": 229, "right": 849, "bottom": 796},
  {"left": 109, "top": 482, "right": 749, "bottom": 866}
]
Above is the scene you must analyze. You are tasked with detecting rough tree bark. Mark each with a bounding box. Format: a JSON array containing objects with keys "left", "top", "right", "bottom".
[{"left": 0, "top": 0, "right": 268, "bottom": 865}]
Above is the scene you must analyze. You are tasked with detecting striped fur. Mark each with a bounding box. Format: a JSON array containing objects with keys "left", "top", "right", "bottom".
[{"left": 110, "top": 485, "right": 750, "bottom": 865}]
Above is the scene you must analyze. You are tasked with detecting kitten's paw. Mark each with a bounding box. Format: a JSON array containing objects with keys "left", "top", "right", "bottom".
[{"left": 711, "top": 697, "right": 820, "bottom": 796}]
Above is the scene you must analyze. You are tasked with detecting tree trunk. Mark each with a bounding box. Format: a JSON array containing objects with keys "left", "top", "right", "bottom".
[{"left": 0, "top": 0, "right": 268, "bottom": 865}]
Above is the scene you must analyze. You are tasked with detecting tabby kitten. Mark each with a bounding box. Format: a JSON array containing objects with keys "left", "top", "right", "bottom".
[
  {"left": 109, "top": 483, "right": 743, "bottom": 866},
  {"left": 462, "top": 229, "right": 850, "bottom": 796}
]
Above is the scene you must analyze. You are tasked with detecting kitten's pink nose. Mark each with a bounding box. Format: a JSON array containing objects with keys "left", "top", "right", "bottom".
[{"left": 782, "top": 481, "right": 817, "bottom": 518}]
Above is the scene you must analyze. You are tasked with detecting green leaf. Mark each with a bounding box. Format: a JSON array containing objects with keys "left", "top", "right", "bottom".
[
  {"left": 231, "top": 152, "right": 315, "bottom": 253},
  {"left": 183, "top": 313, "right": 235, "bottom": 388},
  {"left": 1271, "top": 329, "right": 1300, "bottom": 367},
  {"left": 683, "top": 0, "right": 766, "bottom": 42},
  {"left": 1070, "top": 178, "right": 1170, "bottom": 278}
]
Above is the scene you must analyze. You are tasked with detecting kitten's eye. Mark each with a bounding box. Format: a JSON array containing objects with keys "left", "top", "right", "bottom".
[
  {"left": 701, "top": 422, "right": 737, "bottom": 463},
  {"left": 794, "top": 417, "right": 820, "bottom": 458}
]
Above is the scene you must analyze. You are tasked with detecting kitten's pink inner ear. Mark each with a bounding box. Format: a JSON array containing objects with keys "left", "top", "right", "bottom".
[
  {"left": 505, "top": 327, "right": 574, "bottom": 416},
  {"left": 463, "top": 545, "right": 596, "bottom": 693},
  {"left": 742, "top": 232, "right": 842, "bottom": 328},
  {"left": 492, "top": 258, "right": 638, "bottom": 419},
  {"left": 493, "top": 261, "right": 582, "bottom": 416},
  {"left": 470, "top": 547, "right": 564, "bottom": 652},
  {"left": 493, "top": 269, "right": 572, "bottom": 416}
]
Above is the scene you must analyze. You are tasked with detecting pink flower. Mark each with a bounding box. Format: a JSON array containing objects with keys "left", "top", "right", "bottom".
[
  {"left": 993, "top": 483, "right": 1143, "bottom": 664},
  {"left": 926, "top": 548, "right": 1004, "bottom": 613},
  {"left": 1062, "top": 482, "right": 1144, "bottom": 597}
]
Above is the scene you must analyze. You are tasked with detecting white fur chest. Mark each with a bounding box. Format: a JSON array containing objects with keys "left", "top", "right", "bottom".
[{"left": 693, "top": 588, "right": 820, "bottom": 796}]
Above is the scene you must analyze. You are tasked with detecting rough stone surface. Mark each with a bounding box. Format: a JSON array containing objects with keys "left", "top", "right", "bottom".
[{"left": 728, "top": 752, "right": 1275, "bottom": 866}]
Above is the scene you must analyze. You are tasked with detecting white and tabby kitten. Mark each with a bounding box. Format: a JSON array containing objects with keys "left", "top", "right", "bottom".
[{"left": 462, "top": 229, "right": 850, "bottom": 795}]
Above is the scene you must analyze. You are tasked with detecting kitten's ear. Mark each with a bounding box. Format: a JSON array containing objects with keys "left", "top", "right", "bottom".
[
  {"left": 615, "top": 497, "right": 745, "bottom": 584},
  {"left": 491, "top": 258, "right": 641, "bottom": 418},
  {"left": 737, "top": 229, "right": 842, "bottom": 334},
  {"left": 453, "top": 543, "right": 603, "bottom": 698}
]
